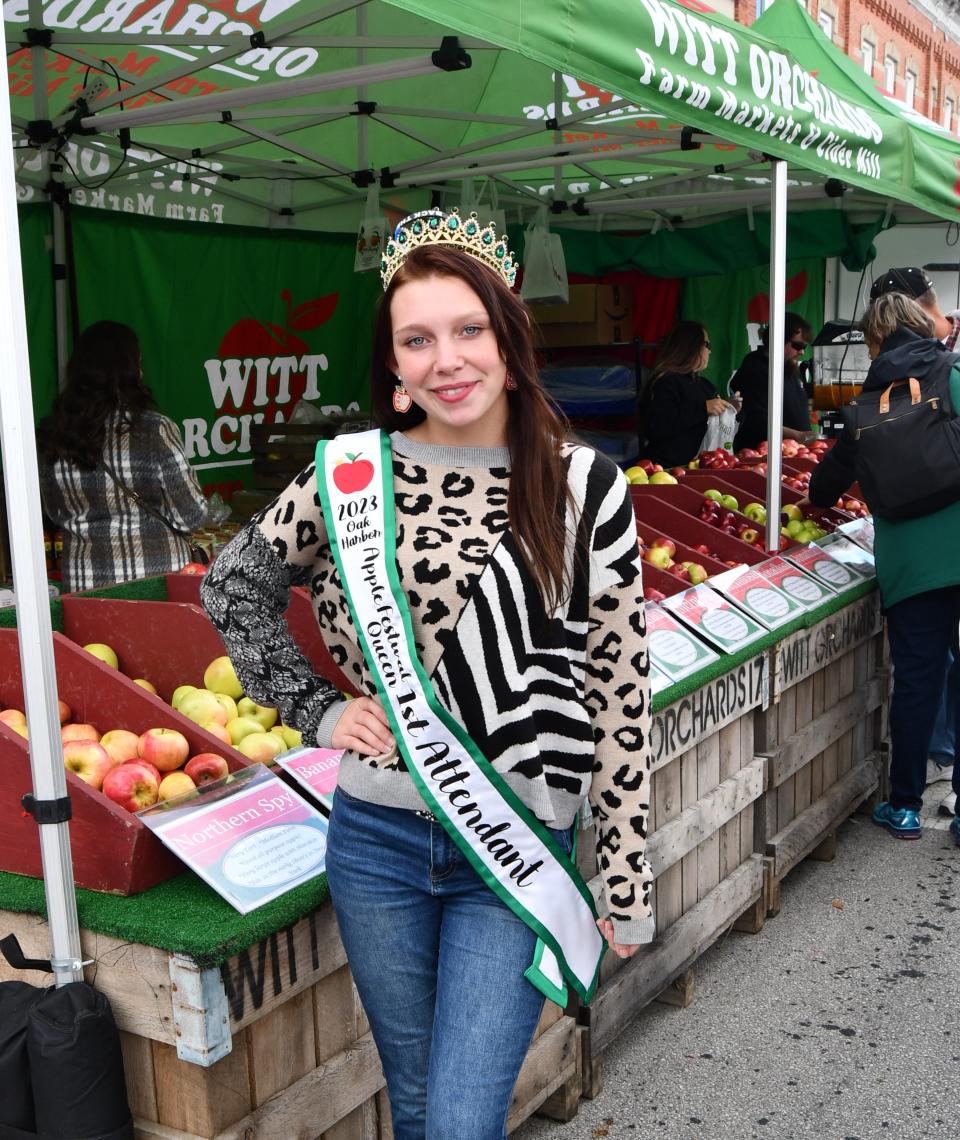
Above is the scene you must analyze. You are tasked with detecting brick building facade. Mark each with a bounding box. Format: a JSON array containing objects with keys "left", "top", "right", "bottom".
[{"left": 726, "top": 0, "right": 960, "bottom": 132}]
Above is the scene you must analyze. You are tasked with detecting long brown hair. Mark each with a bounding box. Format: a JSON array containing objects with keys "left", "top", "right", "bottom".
[
  {"left": 371, "top": 245, "right": 574, "bottom": 611},
  {"left": 650, "top": 320, "right": 708, "bottom": 380}
]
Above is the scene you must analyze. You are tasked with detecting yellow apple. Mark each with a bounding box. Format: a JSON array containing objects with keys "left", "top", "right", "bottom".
[
  {"left": 171, "top": 684, "right": 197, "bottom": 709},
  {"left": 199, "top": 720, "right": 232, "bottom": 746},
  {"left": 203, "top": 656, "right": 243, "bottom": 699},
  {"left": 83, "top": 643, "right": 118, "bottom": 669},
  {"left": 226, "top": 716, "right": 266, "bottom": 745},
  {"left": 178, "top": 688, "right": 227, "bottom": 726},
  {"left": 236, "top": 732, "right": 285, "bottom": 766},
  {"left": 99, "top": 728, "right": 141, "bottom": 766},
  {"left": 132, "top": 678, "right": 158, "bottom": 695},
  {"left": 158, "top": 771, "right": 197, "bottom": 801},
  {"left": 0, "top": 708, "right": 27, "bottom": 729},
  {"left": 278, "top": 724, "right": 302, "bottom": 749},
  {"left": 237, "top": 697, "right": 278, "bottom": 730},
  {"left": 213, "top": 693, "right": 238, "bottom": 722}
]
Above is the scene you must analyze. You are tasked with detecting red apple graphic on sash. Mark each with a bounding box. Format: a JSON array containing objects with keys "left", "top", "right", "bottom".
[
  {"left": 333, "top": 453, "right": 374, "bottom": 494},
  {"left": 217, "top": 290, "right": 340, "bottom": 414}
]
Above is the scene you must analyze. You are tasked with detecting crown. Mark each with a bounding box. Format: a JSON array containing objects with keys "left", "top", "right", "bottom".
[{"left": 379, "top": 208, "right": 517, "bottom": 291}]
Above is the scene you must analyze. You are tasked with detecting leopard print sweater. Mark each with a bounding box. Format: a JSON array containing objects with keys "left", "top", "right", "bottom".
[{"left": 201, "top": 431, "right": 654, "bottom": 943}]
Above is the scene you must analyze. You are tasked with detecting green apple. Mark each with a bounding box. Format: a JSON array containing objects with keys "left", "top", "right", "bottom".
[
  {"left": 781, "top": 503, "right": 803, "bottom": 522},
  {"left": 214, "top": 693, "right": 239, "bottom": 722},
  {"left": 236, "top": 731, "right": 285, "bottom": 766},
  {"left": 643, "top": 547, "right": 673, "bottom": 570},
  {"left": 743, "top": 502, "right": 767, "bottom": 524},
  {"left": 83, "top": 642, "right": 118, "bottom": 668},
  {"left": 171, "top": 684, "right": 197, "bottom": 709},
  {"left": 624, "top": 466, "right": 649, "bottom": 484},
  {"left": 203, "top": 655, "right": 244, "bottom": 699},
  {"left": 237, "top": 697, "right": 278, "bottom": 730},
  {"left": 703, "top": 489, "right": 723, "bottom": 502},
  {"left": 277, "top": 724, "right": 302, "bottom": 749},
  {"left": 178, "top": 688, "right": 227, "bottom": 726},
  {"left": 786, "top": 519, "right": 806, "bottom": 538},
  {"left": 720, "top": 494, "right": 739, "bottom": 511},
  {"left": 226, "top": 716, "right": 266, "bottom": 745},
  {"left": 648, "top": 471, "right": 678, "bottom": 485}
]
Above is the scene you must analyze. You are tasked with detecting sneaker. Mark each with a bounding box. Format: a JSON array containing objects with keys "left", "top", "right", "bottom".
[
  {"left": 926, "top": 759, "right": 953, "bottom": 786},
  {"left": 872, "top": 801, "right": 922, "bottom": 840},
  {"left": 951, "top": 817, "right": 960, "bottom": 847},
  {"left": 939, "top": 791, "right": 958, "bottom": 817}
]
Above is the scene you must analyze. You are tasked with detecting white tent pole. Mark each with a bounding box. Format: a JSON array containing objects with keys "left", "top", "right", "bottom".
[
  {"left": 1, "top": 22, "right": 83, "bottom": 987},
  {"left": 764, "top": 159, "right": 788, "bottom": 554}
]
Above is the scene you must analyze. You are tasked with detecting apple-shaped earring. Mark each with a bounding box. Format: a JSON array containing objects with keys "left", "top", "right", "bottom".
[{"left": 392, "top": 376, "right": 413, "bottom": 414}]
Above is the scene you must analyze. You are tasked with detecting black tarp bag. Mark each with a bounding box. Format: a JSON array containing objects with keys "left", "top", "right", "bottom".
[{"left": 0, "top": 938, "right": 133, "bottom": 1140}]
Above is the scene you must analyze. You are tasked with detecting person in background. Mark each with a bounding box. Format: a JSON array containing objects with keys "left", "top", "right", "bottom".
[
  {"left": 640, "top": 320, "right": 731, "bottom": 467},
  {"left": 201, "top": 212, "right": 654, "bottom": 1139},
  {"left": 807, "top": 292, "right": 960, "bottom": 847},
  {"left": 730, "top": 312, "right": 814, "bottom": 451},
  {"left": 37, "top": 321, "right": 208, "bottom": 593},
  {"left": 870, "top": 268, "right": 959, "bottom": 814}
]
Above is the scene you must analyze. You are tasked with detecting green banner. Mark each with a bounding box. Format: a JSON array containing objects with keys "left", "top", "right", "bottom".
[
  {"left": 680, "top": 257, "right": 825, "bottom": 396},
  {"left": 19, "top": 206, "right": 382, "bottom": 498}
]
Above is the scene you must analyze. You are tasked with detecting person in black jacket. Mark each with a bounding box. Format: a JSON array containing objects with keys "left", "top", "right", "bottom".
[
  {"left": 730, "top": 312, "right": 813, "bottom": 451},
  {"left": 640, "top": 321, "right": 731, "bottom": 467}
]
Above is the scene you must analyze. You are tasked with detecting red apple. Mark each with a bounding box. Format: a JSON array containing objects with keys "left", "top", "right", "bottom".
[
  {"left": 63, "top": 740, "right": 113, "bottom": 790},
  {"left": 332, "top": 452, "right": 375, "bottom": 494},
  {"left": 61, "top": 723, "right": 100, "bottom": 743},
  {"left": 102, "top": 764, "right": 160, "bottom": 812},
  {"left": 651, "top": 537, "right": 677, "bottom": 557},
  {"left": 670, "top": 565, "right": 691, "bottom": 581},
  {"left": 178, "top": 562, "right": 208, "bottom": 575},
  {"left": 124, "top": 758, "right": 160, "bottom": 783},
  {"left": 58, "top": 699, "right": 71, "bottom": 725},
  {"left": 137, "top": 727, "right": 190, "bottom": 773},
  {"left": 643, "top": 587, "right": 667, "bottom": 603},
  {"left": 184, "top": 753, "right": 230, "bottom": 786},
  {"left": 0, "top": 708, "right": 26, "bottom": 729}
]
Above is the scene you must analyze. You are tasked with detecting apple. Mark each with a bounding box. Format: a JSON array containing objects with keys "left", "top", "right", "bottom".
[
  {"left": 178, "top": 563, "right": 208, "bottom": 575},
  {"left": 133, "top": 679, "right": 158, "bottom": 695},
  {"left": 124, "top": 758, "right": 160, "bottom": 783},
  {"left": 739, "top": 528, "right": 759, "bottom": 545},
  {"left": 236, "top": 697, "right": 279, "bottom": 730},
  {"left": 226, "top": 716, "right": 267, "bottom": 745},
  {"left": 138, "top": 727, "right": 190, "bottom": 772},
  {"left": 743, "top": 503, "right": 767, "bottom": 524},
  {"left": 669, "top": 564, "right": 691, "bottom": 581},
  {"left": 781, "top": 504, "right": 803, "bottom": 522},
  {"left": 643, "top": 547, "right": 673, "bottom": 570},
  {"left": 643, "top": 587, "right": 667, "bottom": 603},
  {"left": 649, "top": 471, "right": 678, "bottom": 485},
  {"left": 10, "top": 724, "right": 28, "bottom": 739},
  {"left": 158, "top": 771, "right": 197, "bottom": 801},
  {"left": 624, "top": 466, "right": 649, "bottom": 484},
  {"left": 720, "top": 494, "right": 739, "bottom": 511},
  {"left": 332, "top": 452, "right": 375, "bottom": 494},
  {"left": 683, "top": 562, "right": 709, "bottom": 585},
  {"left": 276, "top": 724, "right": 302, "bottom": 749},
  {"left": 668, "top": 468, "right": 687, "bottom": 478},
  {"left": 0, "top": 708, "right": 26, "bottom": 729},
  {"left": 62, "top": 722, "right": 100, "bottom": 743},
  {"left": 83, "top": 643, "right": 119, "bottom": 669},
  {"left": 199, "top": 719, "right": 232, "bottom": 746},
  {"left": 203, "top": 656, "right": 243, "bottom": 700},
  {"left": 58, "top": 699, "right": 71, "bottom": 725},
  {"left": 171, "top": 684, "right": 197, "bottom": 709},
  {"left": 178, "top": 688, "right": 228, "bottom": 726},
  {"left": 651, "top": 537, "right": 677, "bottom": 558},
  {"left": 214, "top": 693, "right": 239, "bottom": 723},
  {"left": 236, "top": 731, "right": 286, "bottom": 766},
  {"left": 185, "top": 753, "right": 230, "bottom": 785},
  {"left": 63, "top": 740, "right": 112, "bottom": 790},
  {"left": 102, "top": 764, "right": 160, "bottom": 812},
  {"left": 737, "top": 448, "right": 761, "bottom": 461},
  {"left": 703, "top": 489, "right": 723, "bottom": 503},
  {"left": 693, "top": 543, "right": 712, "bottom": 556},
  {"left": 99, "top": 729, "right": 141, "bottom": 766}
]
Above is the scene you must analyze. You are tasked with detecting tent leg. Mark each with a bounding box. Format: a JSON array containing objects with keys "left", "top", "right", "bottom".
[
  {"left": 51, "top": 188, "right": 71, "bottom": 388},
  {"left": 764, "top": 159, "right": 787, "bottom": 551},
  {"left": 0, "top": 27, "right": 84, "bottom": 987}
]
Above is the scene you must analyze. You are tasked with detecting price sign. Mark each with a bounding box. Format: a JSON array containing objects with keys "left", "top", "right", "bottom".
[
  {"left": 814, "top": 532, "right": 876, "bottom": 580},
  {"left": 785, "top": 544, "right": 859, "bottom": 593},
  {"left": 645, "top": 602, "right": 719, "bottom": 683},
  {"left": 837, "top": 517, "right": 875, "bottom": 554},
  {"left": 754, "top": 556, "right": 831, "bottom": 612},
  {"left": 663, "top": 584, "right": 767, "bottom": 654},
  {"left": 707, "top": 565, "right": 804, "bottom": 630},
  {"left": 275, "top": 746, "right": 343, "bottom": 814},
  {"left": 139, "top": 765, "right": 330, "bottom": 914}
]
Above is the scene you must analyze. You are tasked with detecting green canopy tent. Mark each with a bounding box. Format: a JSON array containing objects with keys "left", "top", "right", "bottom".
[{"left": 2, "top": 0, "right": 955, "bottom": 986}]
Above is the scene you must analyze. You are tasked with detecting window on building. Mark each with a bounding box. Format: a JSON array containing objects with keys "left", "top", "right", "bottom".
[
  {"left": 818, "top": 11, "right": 834, "bottom": 39},
  {"left": 884, "top": 56, "right": 897, "bottom": 94},
  {"left": 905, "top": 70, "right": 917, "bottom": 107},
  {"left": 945, "top": 97, "right": 955, "bottom": 132},
  {"left": 862, "top": 39, "right": 875, "bottom": 77}
]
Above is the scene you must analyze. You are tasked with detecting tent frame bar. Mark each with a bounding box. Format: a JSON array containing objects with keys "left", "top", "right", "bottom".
[{"left": 764, "top": 159, "right": 788, "bottom": 552}]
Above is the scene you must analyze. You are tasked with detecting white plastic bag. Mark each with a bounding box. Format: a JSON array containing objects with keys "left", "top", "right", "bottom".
[
  {"left": 520, "top": 213, "right": 568, "bottom": 304},
  {"left": 354, "top": 186, "right": 387, "bottom": 273},
  {"left": 699, "top": 405, "right": 738, "bottom": 453}
]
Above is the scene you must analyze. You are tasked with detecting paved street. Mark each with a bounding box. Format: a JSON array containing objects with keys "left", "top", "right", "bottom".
[{"left": 518, "top": 784, "right": 958, "bottom": 1140}]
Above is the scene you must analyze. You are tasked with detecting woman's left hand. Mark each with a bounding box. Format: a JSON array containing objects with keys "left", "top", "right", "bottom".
[{"left": 596, "top": 917, "right": 641, "bottom": 959}]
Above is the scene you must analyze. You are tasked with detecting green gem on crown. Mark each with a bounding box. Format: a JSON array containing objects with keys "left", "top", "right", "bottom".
[
  {"left": 399, "top": 231, "right": 407, "bottom": 243},
  {"left": 495, "top": 244, "right": 504, "bottom": 257},
  {"left": 447, "top": 216, "right": 459, "bottom": 230},
  {"left": 483, "top": 232, "right": 493, "bottom": 245},
  {"left": 429, "top": 216, "right": 440, "bottom": 229}
]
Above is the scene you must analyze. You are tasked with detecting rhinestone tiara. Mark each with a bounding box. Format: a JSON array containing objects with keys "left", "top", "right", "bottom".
[{"left": 379, "top": 208, "right": 517, "bottom": 291}]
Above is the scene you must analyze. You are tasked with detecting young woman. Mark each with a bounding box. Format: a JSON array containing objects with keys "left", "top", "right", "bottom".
[
  {"left": 730, "top": 312, "right": 814, "bottom": 451},
  {"left": 809, "top": 292, "right": 960, "bottom": 846},
  {"left": 201, "top": 210, "right": 654, "bottom": 1139},
  {"left": 640, "top": 320, "right": 729, "bottom": 467},
  {"left": 38, "top": 321, "right": 208, "bottom": 592}
]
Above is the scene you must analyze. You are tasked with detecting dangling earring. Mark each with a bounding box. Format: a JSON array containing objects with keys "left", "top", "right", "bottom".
[
  {"left": 392, "top": 375, "right": 412, "bottom": 414},
  {"left": 505, "top": 371, "right": 518, "bottom": 391}
]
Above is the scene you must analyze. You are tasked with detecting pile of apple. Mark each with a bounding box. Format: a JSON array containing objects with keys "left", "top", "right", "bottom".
[
  {"left": 780, "top": 437, "right": 832, "bottom": 462},
  {"left": 689, "top": 448, "right": 737, "bottom": 471},
  {"left": 623, "top": 459, "right": 683, "bottom": 485},
  {"left": 696, "top": 492, "right": 775, "bottom": 550},
  {"left": 779, "top": 503, "right": 834, "bottom": 544},
  {"left": 640, "top": 536, "right": 709, "bottom": 586}
]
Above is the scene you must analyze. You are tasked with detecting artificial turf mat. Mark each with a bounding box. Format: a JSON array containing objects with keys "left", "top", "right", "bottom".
[{"left": 0, "top": 579, "right": 878, "bottom": 967}]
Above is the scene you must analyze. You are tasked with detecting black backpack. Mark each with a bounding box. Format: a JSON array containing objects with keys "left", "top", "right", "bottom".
[{"left": 844, "top": 352, "right": 960, "bottom": 520}]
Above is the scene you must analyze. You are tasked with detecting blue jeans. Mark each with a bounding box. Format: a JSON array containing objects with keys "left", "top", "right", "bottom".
[
  {"left": 929, "top": 650, "right": 958, "bottom": 767},
  {"left": 885, "top": 586, "right": 960, "bottom": 811},
  {"left": 325, "top": 788, "right": 571, "bottom": 1140}
]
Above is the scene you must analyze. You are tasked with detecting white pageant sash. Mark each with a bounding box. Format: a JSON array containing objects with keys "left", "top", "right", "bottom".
[{"left": 316, "top": 430, "right": 604, "bottom": 1004}]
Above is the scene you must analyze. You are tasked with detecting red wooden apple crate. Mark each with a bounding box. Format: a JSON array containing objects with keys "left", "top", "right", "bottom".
[
  {"left": 0, "top": 629, "right": 251, "bottom": 895},
  {"left": 630, "top": 493, "right": 767, "bottom": 565},
  {"left": 685, "top": 470, "right": 854, "bottom": 530},
  {"left": 630, "top": 484, "right": 770, "bottom": 552}
]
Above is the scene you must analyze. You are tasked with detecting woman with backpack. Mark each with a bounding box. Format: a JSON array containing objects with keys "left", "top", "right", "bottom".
[{"left": 808, "top": 292, "right": 960, "bottom": 847}]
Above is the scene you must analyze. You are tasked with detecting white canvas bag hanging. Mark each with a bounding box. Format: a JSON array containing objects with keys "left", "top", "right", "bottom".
[
  {"left": 520, "top": 208, "right": 569, "bottom": 304},
  {"left": 354, "top": 185, "right": 388, "bottom": 273}
]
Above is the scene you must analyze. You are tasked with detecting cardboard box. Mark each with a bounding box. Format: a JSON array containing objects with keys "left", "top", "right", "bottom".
[{"left": 529, "top": 284, "right": 635, "bottom": 348}]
